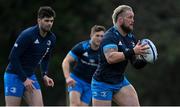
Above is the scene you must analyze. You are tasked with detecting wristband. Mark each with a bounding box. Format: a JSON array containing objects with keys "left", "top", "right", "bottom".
[
  {"left": 123, "top": 49, "right": 135, "bottom": 59},
  {"left": 42, "top": 71, "right": 47, "bottom": 77}
]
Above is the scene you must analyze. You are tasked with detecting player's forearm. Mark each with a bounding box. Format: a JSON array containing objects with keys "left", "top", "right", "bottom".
[
  {"left": 41, "top": 58, "right": 49, "bottom": 77},
  {"left": 62, "top": 61, "right": 71, "bottom": 79},
  {"left": 106, "top": 52, "right": 126, "bottom": 64},
  {"left": 10, "top": 56, "right": 27, "bottom": 82}
]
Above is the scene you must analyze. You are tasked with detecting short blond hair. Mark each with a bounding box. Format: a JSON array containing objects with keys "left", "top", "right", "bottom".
[{"left": 112, "top": 5, "right": 133, "bottom": 25}]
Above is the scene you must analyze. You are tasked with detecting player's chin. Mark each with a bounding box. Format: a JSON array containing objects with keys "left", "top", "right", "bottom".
[
  {"left": 44, "top": 28, "right": 51, "bottom": 32},
  {"left": 95, "top": 42, "right": 101, "bottom": 46},
  {"left": 129, "top": 26, "right": 133, "bottom": 31}
]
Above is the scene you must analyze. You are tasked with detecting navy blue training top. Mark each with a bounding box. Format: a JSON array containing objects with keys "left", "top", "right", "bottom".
[
  {"left": 69, "top": 40, "right": 99, "bottom": 84},
  {"left": 93, "top": 26, "right": 144, "bottom": 84},
  {"left": 6, "top": 25, "right": 56, "bottom": 82}
]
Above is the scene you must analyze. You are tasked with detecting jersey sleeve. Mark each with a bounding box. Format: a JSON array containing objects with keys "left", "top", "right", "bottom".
[
  {"left": 68, "top": 42, "right": 84, "bottom": 61},
  {"left": 41, "top": 35, "right": 56, "bottom": 77},
  {"left": 9, "top": 31, "right": 32, "bottom": 82},
  {"left": 102, "top": 33, "right": 118, "bottom": 55}
]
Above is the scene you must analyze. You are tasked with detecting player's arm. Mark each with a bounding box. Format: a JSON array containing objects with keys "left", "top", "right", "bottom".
[
  {"left": 41, "top": 35, "right": 56, "bottom": 77},
  {"left": 62, "top": 42, "right": 82, "bottom": 79},
  {"left": 62, "top": 51, "right": 77, "bottom": 86},
  {"left": 62, "top": 52, "right": 76, "bottom": 79},
  {"left": 41, "top": 37, "right": 56, "bottom": 87},
  {"left": 130, "top": 41, "right": 149, "bottom": 69},
  {"left": 103, "top": 44, "right": 126, "bottom": 64},
  {"left": 9, "top": 32, "right": 31, "bottom": 82},
  {"left": 130, "top": 55, "right": 147, "bottom": 69},
  {"left": 40, "top": 52, "right": 50, "bottom": 77},
  {"left": 41, "top": 53, "right": 55, "bottom": 87},
  {"left": 104, "top": 41, "right": 149, "bottom": 64}
]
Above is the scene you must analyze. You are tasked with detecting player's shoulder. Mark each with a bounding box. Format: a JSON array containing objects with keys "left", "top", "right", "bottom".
[
  {"left": 22, "top": 25, "right": 37, "bottom": 33},
  {"left": 20, "top": 25, "right": 37, "bottom": 38},
  {"left": 127, "top": 33, "right": 135, "bottom": 38},
  {"left": 48, "top": 31, "right": 56, "bottom": 41},
  {"left": 15, "top": 26, "right": 37, "bottom": 42},
  {"left": 74, "top": 40, "right": 90, "bottom": 50},
  {"left": 104, "top": 27, "right": 118, "bottom": 38},
  {"left": 102, "top": 27, "right": 118, "bottom": 43}
]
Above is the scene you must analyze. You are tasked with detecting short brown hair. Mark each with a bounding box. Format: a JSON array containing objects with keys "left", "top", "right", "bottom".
[
  {"left": 38, "top": 6, "right": 56, "bottom": 19},
  {"left": 91, "top": 25, "right": 106, "bottom": 34}
]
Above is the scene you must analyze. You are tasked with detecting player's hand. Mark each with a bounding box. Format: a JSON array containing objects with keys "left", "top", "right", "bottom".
[
  {"left": 66, "top": 76, "right": 75, "bottom": 87},
  {"left": 43, "top": 75, "right": 54, "bottom": 87},
  {"left": 23, "top": 78, "right": 35, "bottom": 93},
  {"left": 133, "top": 40, "right": 149, "bottom": 55}
]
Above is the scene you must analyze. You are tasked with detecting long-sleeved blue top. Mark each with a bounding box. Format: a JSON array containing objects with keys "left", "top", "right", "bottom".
[{"left": 6, "top": 25, "right": 56, "bottom": 82}]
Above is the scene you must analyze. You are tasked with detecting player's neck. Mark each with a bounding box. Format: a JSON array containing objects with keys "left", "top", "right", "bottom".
[
  {"left": 118, "top": 27, "right": 127, "bottom": 37},
  {"left": 115, "top": 25, "right": 127, "bottom": 37},
  {"left": 39, "top": 29, "right": 48, "bottom": 38},
  {"left": 90, "top": 43, "right": 99, "bottom": 51}
]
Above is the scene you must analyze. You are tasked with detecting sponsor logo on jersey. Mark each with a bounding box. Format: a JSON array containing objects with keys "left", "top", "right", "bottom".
[
  {"left": 10, "top": 87, "right": 16, "bottom": 93},
  {"left": 34, "top": 39, "right": 40, "bottom": 44},
  {"left": 100, "top": 91, "right": 108, "bottom": 97},
  {"left": 83, "top": 52, "right": 88, "bottom": 57},
  {"left": 125, "top": 48, "right": 129, "bottom": 51},
  {"left": 118, "top": 41, "right": 122, "bottom": 45},
  {"left": 14, "top": 43, "right": 18, "bottom": 47},
  {"left": 89, "top": 59, "right": 95, "bottom": 63}
]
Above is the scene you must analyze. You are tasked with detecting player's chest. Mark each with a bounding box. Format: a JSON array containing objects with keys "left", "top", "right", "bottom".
[
  {"left": 29, "top": 38, "right": 52, "bottom": 53},
  {"left": 80, "top": 50, "right": 98, "bottom": 63},
  {"left": 117, "top": 37, "right": 135, "bottom": 51}
]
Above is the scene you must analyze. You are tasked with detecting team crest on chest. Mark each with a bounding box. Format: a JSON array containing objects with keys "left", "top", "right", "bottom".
[
  {"left": 47, "top": 40, "right": 51, "bottom": 46},
  {"left": 89, "top": 59, "right": 95, "bottom": 63}
]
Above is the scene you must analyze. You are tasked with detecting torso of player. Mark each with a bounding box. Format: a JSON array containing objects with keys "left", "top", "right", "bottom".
[
  {"left": 7, "top": 25, "right": 56, "bottom": 75},
  {"left": 72, "top": 40, "right": 99, "bottom": 84},
  {"left": 93, "top": 26, "right": 136, "bottom": 84}
]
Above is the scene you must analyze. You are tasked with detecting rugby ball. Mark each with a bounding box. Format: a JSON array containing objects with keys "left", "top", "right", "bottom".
[{"left": 140, "top": 39, "right": 158, "bottom": 63}]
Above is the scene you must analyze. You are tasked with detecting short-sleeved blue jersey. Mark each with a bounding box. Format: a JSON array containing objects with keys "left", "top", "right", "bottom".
[
  {"left": 6, "top": 25, "right": 56, "bottom": 82},
  {"left": 93, "top": 26, "right": 137, "bottom": 84},
  {"left": 69, "top": 40, "right": 99, "bottom": 84}
]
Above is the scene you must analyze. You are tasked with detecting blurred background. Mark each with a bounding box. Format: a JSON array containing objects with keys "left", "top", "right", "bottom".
[{"left": 0, "top": 0, "right": 180, "bottom": 106}]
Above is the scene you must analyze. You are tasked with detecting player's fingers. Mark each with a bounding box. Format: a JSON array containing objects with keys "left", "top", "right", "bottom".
[
  {"left": 26, "top": 85, "right": 34, "bottom": 93},
  {"left": 32, "top": 84, "right": 36, "bottom": 89},
  {"left": 68, "top": 81, "right": 75, "bottom": 87},
  {"left": 31, "top": 80, "right": 35, "bottom": 83},
  {"left": 50, "top": 80, "right": 54, "bottom": 87},
  {"left": 136, "top": 40, "right": 141, "bottom": 45},
  {"left": 141, "top": 50, "right": 150, "bottom": 54}
]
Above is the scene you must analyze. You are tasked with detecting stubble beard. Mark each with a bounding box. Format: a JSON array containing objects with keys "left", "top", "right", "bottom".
[{"left": 121, "top": 24, "right": 133, "bottom": 34}]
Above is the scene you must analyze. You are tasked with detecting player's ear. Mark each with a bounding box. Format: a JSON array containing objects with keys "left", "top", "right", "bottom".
[
  {"left": 117, "top": 17, "right": 123, "bottom": 25},
  {"left": 90, "top": 32, "right": 94, "bottom": 38},
  {"left": 37, "top": 18, "right": 41, "bottom": 24}
]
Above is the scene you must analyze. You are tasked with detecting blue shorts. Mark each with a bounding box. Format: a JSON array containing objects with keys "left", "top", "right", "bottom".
[
  {"left": 4, "top": 72, "right": 41, "bottom": 97},
  {"left": 68, "top": 73, "right": 91, "bottom": 105},
  {"left": 91, "top": 76, "right": 130, "bottom": 101}
]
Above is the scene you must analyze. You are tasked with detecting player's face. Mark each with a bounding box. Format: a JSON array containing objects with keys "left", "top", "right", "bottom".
[
  {"left": 91, "top": 31, "right": 104, "bottom": 47},
  {"left": 121, "top": 10, "right": 134, "bottom": 33},
  {"left": 38, "top": 17, "right": 54, "bottom": 32}
]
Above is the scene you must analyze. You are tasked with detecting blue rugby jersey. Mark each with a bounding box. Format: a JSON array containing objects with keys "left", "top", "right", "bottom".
[
  {"left": 68, "top": 40, "right": 99, "bottom": 84},
  {"left": 93, "top": 26, "right": 146, "bottom": 84},
  {"left": 6, "top": 25, "right": 56, "bottom": 82}
]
